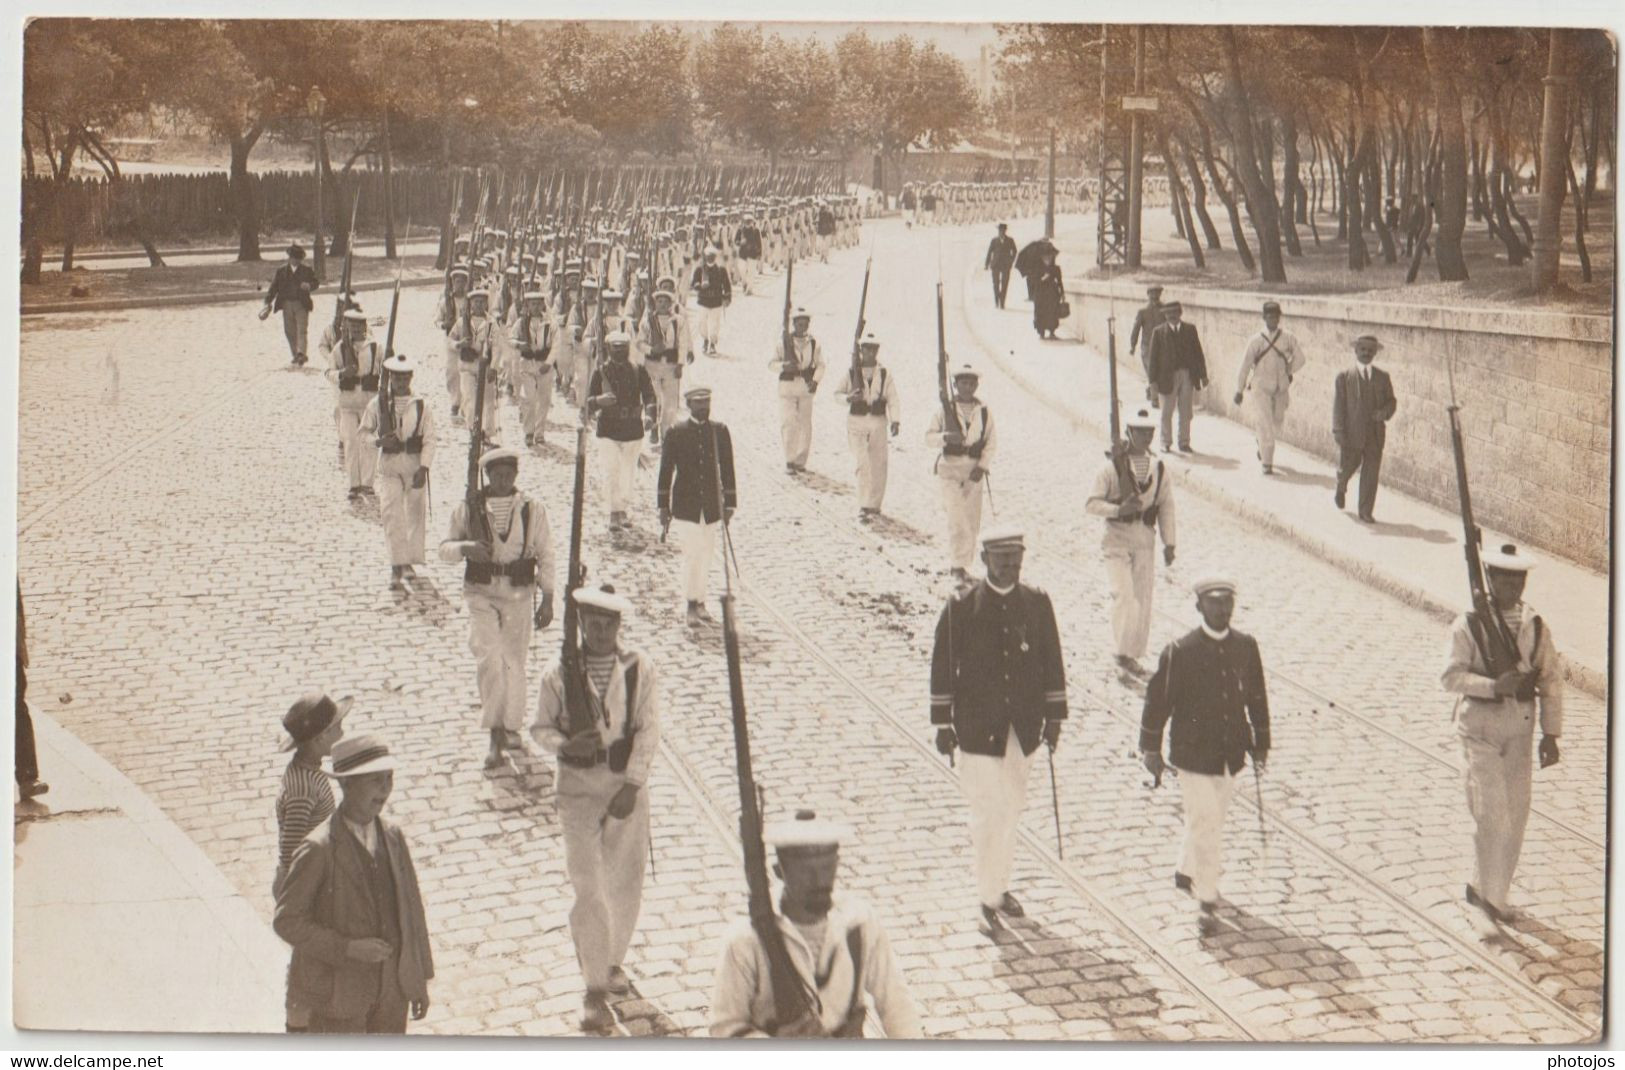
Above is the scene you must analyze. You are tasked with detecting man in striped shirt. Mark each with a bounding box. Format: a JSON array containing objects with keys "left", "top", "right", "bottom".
[
  {"left": 532, "top": 585, "right": 661, "bottom": 1033},
  {"left": 1084, "top": 409, "right": 1177, "bottom": 675},
  {"left": 273, "top": 692, "right": 350, "bottom": 1031}
]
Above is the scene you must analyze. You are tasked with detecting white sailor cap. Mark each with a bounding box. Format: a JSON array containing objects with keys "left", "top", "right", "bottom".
[
  {"left": 504, "top": 265, "right": 520, "bottom": 275},
  {"left": 656, "top": 275, "right": 678, "bottom": 290},
  {"left": 490, "top": 229, "right": 508, "bottom": 238},
  {"left": 652, "top": 288, "right": 677, "bottom": 302},
  {"left": 1483, "top": 543, "right": 1535, "bottom": 573},
  {"left": 951, "top": 363, "right": 980, "bottom": 380},
  {"left": 602, "top": 289, "right": 624, "bottom": 301},
  {"left": 791, "top": 306, "right": 811, "bottom": 321},
  {"left": 564, "top": 259, "right": 583, "bottom": 272},
  {"left": 683, "top": 383, "right": 713, "bottom": 400},
  {"left": 980, "top": 524, "right": 1025, "bottom": 550},
  {"left": 764, "top": 809, "right": 850, "bottom": 854},
  {"left": 467, "top": 289, "right": 490, "bottom": 302},
  {"left": 1193, "top": 577, "right": 1238, "bottom": 598},
  {"left": 342, "top": 309, "right": 368, "bottom": 322},
  {"left": 605, "top": 330, "right": 632, "bottom": 346},
  {"left": 479, "top": 446, "right": 521, "bottom": 469},
  {"left": 450, "top": 267, "right": 470, "bottom": 279},
  {"left": 704, "top": 245, "right": 719, "bottom": 256},
  {"left": 522, "top": 290, "right": 546, "bottom": 302},
  {"left": 382, "top": 354, "right": 415, "bottom": 374},
  {"left": 1125, "top": 408, "right": 1158, "bottom": 430},
  {"left": 859, "top": 331, "right": 880, "bottom": 348},
  {"left": 581, "top": 279, "right": 601, "bottom": 291},
  {"left": 571, "top": 584, "right": 634, "bottom": 617}
]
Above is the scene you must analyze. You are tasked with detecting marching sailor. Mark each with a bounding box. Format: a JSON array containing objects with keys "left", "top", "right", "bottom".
[
  {"left": 361, "top": 355, "right": 435, "bottom": 590},
  {"left": 836, "top": 331, "right": 899, "bottom": 519},
  {"left": 771, "top": 307, "right": 824, "bottom": 473},
  {"left": 924, "top": 364, "right": 997, "bottom": 584},
  {"left": 511, "top": 289, "right": 556, "bottom": 448},
  {"left": 326, "top": 309, "right": 382, "bottom": 501}
]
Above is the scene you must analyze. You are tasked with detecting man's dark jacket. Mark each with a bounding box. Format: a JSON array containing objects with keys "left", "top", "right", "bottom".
[
  {"left": 1140, "top": 628, "right": 1270, "bottom": 776},
  {"left": 657, "top": 418, "right": 737, "bottom": 524},
  {"left": 1145, "top": 320, "right": 1209, "bottom": 395}
]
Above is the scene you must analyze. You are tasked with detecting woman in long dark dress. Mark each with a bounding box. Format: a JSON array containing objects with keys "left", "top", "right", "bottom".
[{"left": 1032, "top": 251, "right": 1065, "bottom": 339}]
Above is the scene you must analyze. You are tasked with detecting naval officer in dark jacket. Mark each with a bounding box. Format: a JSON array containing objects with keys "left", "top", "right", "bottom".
[
  {"left": 657, "top": 383, "right": 737, "bottom": 629},
  {"left": 930, "top": 525, "right": 1067, "bottom": 928},
  {"left": 1140, "top": 577, "right": 1270, "bottom": 934}
]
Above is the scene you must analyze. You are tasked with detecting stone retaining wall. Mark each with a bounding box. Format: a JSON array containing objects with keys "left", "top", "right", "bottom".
[{"left": 1065, "top": 280, "right": 1613, "bottom": 572}]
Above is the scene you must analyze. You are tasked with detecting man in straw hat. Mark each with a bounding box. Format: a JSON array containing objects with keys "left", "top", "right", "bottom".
[
  {"left": 925, "top": 363, "right": 997, "bottom": 585},
  {"left": 274, "top": 736, "right": 433, "bottom": 1033},
  {"left": 1332, "top": 334, "right": 1397, "bottom": 522},
  {"left": 1442, "top": 542, "right": 1562, "bottom": 933},
  {"left": 930, "top": 525, "right": 1067, "bottom": 930},
  {"left": 1140, "top": 577, "right": 1270, "bottom": 936},
  {"left": 1086, "top": 408, "right": 1176, "bottom": 674},
  {"left": 533, "top": 584, "right": 661, "bottom": 1032},
  {"left": 361, "top": 355, "right": 434, "bottom": 591},
  {"left": 657, "top": 382, "right": 737, "bottom": 629},
  {"left": 709, "top": 810, "right": 922, "bottom": 1038},
  {"left": 440, "top": 447, "right": 556, "bottom": 768}
]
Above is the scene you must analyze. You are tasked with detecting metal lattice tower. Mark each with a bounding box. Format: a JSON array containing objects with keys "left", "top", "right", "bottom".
[{"left": 1096, "top": 32, "right": 1132, "bottom": 268}]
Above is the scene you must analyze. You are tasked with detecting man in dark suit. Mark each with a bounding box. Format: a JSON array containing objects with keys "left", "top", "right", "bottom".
[
  {"left": 1332, "top": 334, "right": 1398, "bottom": 522},
  {"left": 984, "top": 224, "right": 1018, "bottom": 309},
  {"left": 1128, "top": 285, "right": 1166, "bottom": 406},
  {"left": 1145, "top": 302, "right": 1208, "bottom": 453},
  {"left": 259, "top": 244, "right": 320, "bottom": 366},
  {"left": 1140, "top": 578, "right": 1270, "bottom": 935},
  {"left": 930, "top": 525, "right": 1067, "bottom": 929},
  {"left": 274, "top": 736, "right": 433, "bottom": 1033},
  {"left": 657, "top": 385, "right": 737, "bottom": 629}
]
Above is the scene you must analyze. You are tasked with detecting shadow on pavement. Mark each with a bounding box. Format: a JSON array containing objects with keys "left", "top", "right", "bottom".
[
  {"left": 1202, "top": 902, "right": 1377, "bottom": 1018},
  {"left": 1366, "top": 519, "right": 1455, "bottom": 544},
  {"left": 990, "top": 915, "right": 1178, "bottom": 1042},
  {"left": 1266, "top": 466, "right": 1337, "bottom": 490},
  {"left": 1172, "top": 451, "right": 1240, "bottom": 472},
  {"left": 1501, "top": 911, "right": 1604, "bottom": 1020},
  {"left": 867, "top": 513, "right": 935, "bottom": 547}
]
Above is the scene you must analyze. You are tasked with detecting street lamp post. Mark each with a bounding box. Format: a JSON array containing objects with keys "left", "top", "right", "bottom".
[
  {"left": 307, "top": 87, "right": 327, "bottom": 282},
  {"left": 1045, "top": 125, "right": 1057, "bottom": 240}
]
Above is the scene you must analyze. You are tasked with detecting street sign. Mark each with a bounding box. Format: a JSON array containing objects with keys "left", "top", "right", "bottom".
[{"left": 1121, "top": 96, "right": 1160, "bottom": 113}]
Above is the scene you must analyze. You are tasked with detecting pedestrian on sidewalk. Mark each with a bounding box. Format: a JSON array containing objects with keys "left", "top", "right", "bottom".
[
  {"left": 709, "top": 810, "right": 923, "bottom": 1038},
  {"left": 930, "top": 526, "right": 1067, "bottom": 931},
  {"left": 657, "top": 385, "right": 737, "bottom": 630},
  {"left": 985, "top": 223, "right": 1018, "bottom": 309},
  {"left": 259, "top": 244, "right": 319, "bottom": 366},
  {"left": 1085, "top": 409, "right": 1176, "bottom": 674},
  {"left": 1232, "top": 301, "right": 1306, "bottom": 475},
  {"left": 691, "top": 247, "right": 732, "bottom": 356},
  {"left": 1140, "top": 578, "right": 1270, "bottom": 936},
  {"left": 274, "top": 736, "right": 434, "bottom": 1034},
  {"left": 361, "top": 355, "right": 434, "bottom": 591},
  {"left": 1442, "top": 543, "right": 1562, "bottom": 935},
  {"left": 587, "top": 331, "right": 657, "bottom": 531},
  {"left": 273, "top": 693, "right": 350, "bottom": 915},
  {"left": 837, "top": 331, "right": 900, "bottom": 520},
  {"left": 439, "top": 448, "right": 556, "bottom": 769},
  {"left": 1331, "top": 335, "right": 1397, "bottom": 523},
  {"left": 1145, "top": 302, "right": 1208, "bottom": 453},
  {"left": 1014, "top": 237, "right": 1056, "bottom": 305},
  {"left": 1031, "top": 249, "right": 1066, "bottom": 340},
  {"left": 772, "top": 307, "right": 824, "bottom": 473},
  {"left": 15, "top": 589, "right": 48, "bottom": 801},
  {"left": 925, "top": 364, "right": 998, "bottom": 585},
  {"left": 532, "top": 584, "right": 661, "bottom": 1032},
  {"left": 1128, "top": 286, "right": 1166, "bottom": 407}
]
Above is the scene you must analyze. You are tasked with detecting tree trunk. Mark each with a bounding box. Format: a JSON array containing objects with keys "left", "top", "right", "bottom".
[
  {"left": 436, "top": 121, "right": 453, "bottom": 271},
  {"left": 1220, "top": 28, "right": 1286, "bottom": 282},
  {"left": 1346, "top": 130, "right": 1370, "bottom": 269},
  {"left": 21, "top": 240, "right": 44, "bottom": 285},
  {"left": 381, "top": 108, "right": 397, "bottom": 259},
  {"left": 229, "top": 128, "right": 263, "bottom": 263},
  {"left": 1161, "top": 133, "right": 1204, "bottom": 267},
  {"left": 322, "top": 134, "right": 349, "bottom": 258},
  {"left": 1207, "top": 154, "right": 1256, "bottom": 273},
  {"left": 1280, "top": 113, "right": 1303, "bottom": 256},
  {"left": 1368, "top": 149, "right": 1397, "bottom": 263},
  {"left": 1424, "top": 28, "right": 1470, "bottom": 280},
  {"left": 1565, "top": 152, "right": 1591, "bottom": 282},
  {"left": 1180, "top": 140, "right": 1222, "bottom": 249}
]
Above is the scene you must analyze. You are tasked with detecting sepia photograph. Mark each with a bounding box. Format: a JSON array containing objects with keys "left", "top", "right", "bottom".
[{"left": 8, "top": 4, "right": 1617, "bottom": 1050}]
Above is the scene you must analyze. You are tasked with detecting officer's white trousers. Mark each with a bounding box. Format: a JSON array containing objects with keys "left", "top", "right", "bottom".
[
  {"left": 1177, "top": 768, "right": 1236, "bottom": 904},
  {"left": 960, "top": 727, "right": 1035, "bottom": 907},
  {"left": 675, "top": 519, "right": 720, "bottom": 604}
]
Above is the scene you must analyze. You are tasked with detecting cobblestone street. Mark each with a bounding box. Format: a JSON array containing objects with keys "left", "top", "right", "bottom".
[{"left": 16, "top": 214, "right": 1605, "bottom": 1042}]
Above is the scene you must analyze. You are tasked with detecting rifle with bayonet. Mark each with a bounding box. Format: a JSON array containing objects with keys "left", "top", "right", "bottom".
[
  {"left": 936, "top": 281, "right": 958, "bottom": 436},
  {"left": 1447, "top": 359, "right": 1528, "bottom": 689},
  {"left": 460, "top": 290, "right": 492, "bottom": 558},
  {"left": 378, "top": 275, "right": 402, "bottom": 440},
  {"left": 848, "top": 255, "right": 872, "bottom": 395},
  {"left": 1105, "top": 312, "right": 1153, "bottom": 525},
  {"left": 558, "top": 367, "right": 595, "bottom": 739}
]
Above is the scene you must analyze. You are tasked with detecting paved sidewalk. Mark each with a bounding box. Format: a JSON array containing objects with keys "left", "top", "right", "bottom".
[
  {"left": 20, "top": 272, "right": 442, "bottom": 317},
  {"left": 13, "top": 710, "right": 285, "bottom": 1035},
  {"left": 958, "top": 251, "right": 1608, "bottom": 700}
]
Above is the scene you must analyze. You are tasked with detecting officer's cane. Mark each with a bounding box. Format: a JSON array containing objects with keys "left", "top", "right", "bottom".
[
  {"left": 982, "top": 472, "right": 997, "bottom": 518},
  {"left": 1252, "top": 754, "right": 1269, "bottom": 884},
  {"left": 1046, "top": 743, "right": 1063, "bottom": 859}
]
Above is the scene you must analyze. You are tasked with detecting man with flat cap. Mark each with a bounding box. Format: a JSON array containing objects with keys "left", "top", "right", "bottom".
[
  {"left": 658, "top": 383, "right": 737, "bottom": 629},
  {"left": 440, "top": 447, "right": 556, "bottom": 769},
  {"left": 1332, "top": 334, "right": 1397, "bottom": 522},
  {"left": 1145, "top": 301, "right": 1208, "bottom": 453},
  {"left": 260, "top": 243, "right": 320, "bottom": 365},
  {"left": 1140, "top": 578, "right": 1270, "bottom": 935},
  {"left": 930, "top": 526, "right": 1067, "bottom": 929},
  {"left": 1128, "top": 285, "right": 1166, "bottom": 405},
  {"left": 837, "top": 331, "right": 901, "bottom": 520},
  {"left": 274, "top": 736, "right": 433, "bottom": 1034},
  {"left": 361, "top": 355, "right": 434, "bottom": 591},
  {"left": 1233, "top": 301, "right": 1306, "bottom": 475},
  {"left": 1085, "top": 408, "right": 1176, "bottom": 674},
  {"left": 926, "top": 363, "right": 998, "bottom": 585},
  {"left": 709, "top": 810, "right": 922, "bottom": 1038},
  {"left": 984, "top": 223, "right": 1018, "bottom": 309},
  {"left": 533, "top": 584, "right": 662, "bottom": 1032},
  {"left": 1442, "top": 542, "right": 1562, "bottom": 933},
  {"left": 771, "top": 306, "right": 825, "bottom": 473}
]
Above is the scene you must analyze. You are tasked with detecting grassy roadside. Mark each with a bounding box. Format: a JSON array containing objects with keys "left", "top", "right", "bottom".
[{"left": 20, "top": 252, "right": 443, "bottom": 308}]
